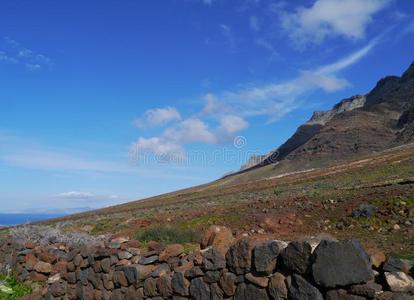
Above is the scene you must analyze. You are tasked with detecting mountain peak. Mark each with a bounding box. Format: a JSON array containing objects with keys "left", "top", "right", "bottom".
[{"left": 401, "top": 61, "right": 414, "bottom": 81}]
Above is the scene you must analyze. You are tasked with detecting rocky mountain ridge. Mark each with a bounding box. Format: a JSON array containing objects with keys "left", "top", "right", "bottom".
[{"left": 238, "top": 60, "right": 414, "bottom": 174}]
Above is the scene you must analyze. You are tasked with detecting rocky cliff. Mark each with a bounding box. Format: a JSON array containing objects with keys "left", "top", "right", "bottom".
[{"left": 240, "top": 60, "right": 414, "bottom": 173}]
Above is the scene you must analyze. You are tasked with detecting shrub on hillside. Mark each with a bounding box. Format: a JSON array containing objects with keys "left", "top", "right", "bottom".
[{"left": 135, "top": 226, "right": 198, "bottom": 246}]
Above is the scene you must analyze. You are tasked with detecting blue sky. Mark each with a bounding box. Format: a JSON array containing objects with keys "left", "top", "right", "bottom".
[{"left": 1, "top": 0, "right": 414, "bottom": 213}]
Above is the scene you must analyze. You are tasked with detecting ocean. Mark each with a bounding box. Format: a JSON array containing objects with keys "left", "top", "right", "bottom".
[{"left": 0, "top": 213, "right": 64, "bottom": 226}]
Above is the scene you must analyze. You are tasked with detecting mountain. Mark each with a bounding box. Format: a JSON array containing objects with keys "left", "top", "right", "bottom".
[{"left": 234, "top": 61, "right": 414, "bottom": 177}]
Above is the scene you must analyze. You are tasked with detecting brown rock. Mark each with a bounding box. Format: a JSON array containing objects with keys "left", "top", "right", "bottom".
[
  {"left": 144, "top": 277, "right": 159, "bottom": 297},
  {"left": 245, "top": 273, "right": 269, "bottom": 288},
  {"left": 159, "top": 244, "right": 184, "bottom": 262},
  {"left": 29, "top": 271, "right": 48, "bottom": 282},
  {"left": 54, "top": 261, "right": 68, "bottom": 273},
  {"left": 201, "top": 225, "right": 234, "bottom": 256},
  {"left": 371, "top": 251, "right": 386, "bottom": 269},
  {"left": 38, "top": 251, "right": 57, "bottom": 264},
  {"left": 157, "top": 274, "right": 173, "bottom": 298},
  {"left": 34, "top": 261, "right": 52, "bottom": 274},
  {"left": 219, "top": 271, "right": 237, "bottom": 296},
  {"left": 25, "top": 253, "right": 38, "bottom": 270},
  {"left": 268, "top": 272, "right": 287, "bottom": 300},
  {"left": 113, "top": 271, "right": 128, "bottom": 287}
]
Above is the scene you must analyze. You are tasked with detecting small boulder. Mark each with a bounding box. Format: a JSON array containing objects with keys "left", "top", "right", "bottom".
[
  {"left": 371, "top": 251, "right": 386, "bottom": 269},
  {"left": 280, "top": 241, "right": 312, "bottom": 274},
  {"left": 349, "top": 282, "right": 383, "bottom": 298},
  {"left": 268, "top": 272, "right": 287, "bottom": 300},
  {"left": 219, "top": 272, "right": 237, "bottom": 296},
  {"left": 383, "top": 257, "right": 414, "bottom": 274},
  {"left": 159, "top": 244, "right": 184, "bottom": 262},
  {"left": 202, "top": 247, "right": 226, "bottom": 270},
  {"left": 245, "top": 273, "right": 269, "bottom": 288},
  {"left": 286, "top": 274, "right": 323, "bottom": 300},
  {"left": 190, "top": 277, "right": 210, "bottom": 300},
  {"left": 384, "top": 272, "right": 414, "bottom": 293},
  {"left": 172, "top": 272, "right": 190, "bottom": 296},
  {"left": 226, "top": 239, "right": 255, "bottom": 275},
  {"left": 253, "top": 241, "right": 281, "bottom": 275},
  {"left": 352, "top": 203, "right": 378, "bottom": 218},
  {"left": 234, "top": 283, "right": 269, "bottom": 300},
  {"left": 34, "top": 261, "right": 52, "bottom": 274},
  {"left": 201, "top": 225, "right": 234, "bottom": 257},
  {"left": 139, "top": 255, "right": 158, "bottom": 265},
  {"left": 312, "top": 240, "right": 374, "bottom": 288}
]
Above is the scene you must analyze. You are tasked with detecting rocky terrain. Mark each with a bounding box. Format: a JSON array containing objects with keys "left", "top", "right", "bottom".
[{"left": 0, "top": 225, "right": 413, "bottom": 299}]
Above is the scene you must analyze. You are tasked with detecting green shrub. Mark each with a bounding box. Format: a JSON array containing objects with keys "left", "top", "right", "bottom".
[
  {"left": 135, "top": 226, "right": 198, "bottom": 246},
  {"left": 0, "top": 274, "right": 31, "bottom": 300}
]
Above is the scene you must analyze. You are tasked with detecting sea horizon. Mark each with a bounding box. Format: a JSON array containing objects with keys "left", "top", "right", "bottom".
[{"left": 0, "top": 213, "right": 65, "bottom": 227}]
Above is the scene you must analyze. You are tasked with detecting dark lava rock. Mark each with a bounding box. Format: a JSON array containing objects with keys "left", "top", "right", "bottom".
[
  {"left": 156, "top": 274, "right": 173, "bottom": 298},
  {"left": 352, "top": 203, "right": 378, "bottom": 218},
  {"left": 280, "top": 241, "right": 312, "bottom": 274},
  {"left": 325, "top": 289, "right": 365, "bottom": 300},
  {"left": 190, "top": 277, "right": 210, "bottom": 300},
  {"left": 234, "top": 282, "right": 269, "bottom": 300},
  {"left": 211, "top": 282, "right": 224, "bottom": 300},
  {"left": 204, "top": 270, "right": 221, "bottom": 283},
  {"left": 144, "top": 277, "right": 158, "bottom": 297},
  {"left": 254, "top": 241, "right": 281, "bottom": 275},
  {"left": 203, "top": 247, "right": 226, "bottom": 271},
  {"left": 185, "top": 266, "right": 204, "bottom": 278},
  {"left": 349, "top": 282, "right": 383, "bottom": 298},
  {"left": 172, "top": 272, "right": 190, "bottom": 296},
  {"left": 226, "top": 239, "right": 254, "bottom": 275},
  {"left": 383, "top": 257, "right": 414, "bottom": 274},
  {"left": 268, "top": 272, "right": 287, "bottom": 300},
  {"left": 312, "top": 240, "right": 374, "bottom": 288},
  {"left": 139, "top": 255, "right": 159, "bottom": 265},
  {"left": 219, "top": 271, "right": 237, "bottom": 296},
  {"left": 286, "top": 274, "right": 323, "bottom": 300}
]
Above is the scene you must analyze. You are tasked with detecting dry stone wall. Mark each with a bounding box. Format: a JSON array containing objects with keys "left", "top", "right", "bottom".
[{"left": 1, "top": 229, "right": 413, "bottom": 300}]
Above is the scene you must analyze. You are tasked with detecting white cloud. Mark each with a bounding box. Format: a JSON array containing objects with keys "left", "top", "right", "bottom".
[
  {"left": 57, "top": 191, "right": 95, "bottom": 199},
  {"left": 166, "top": 118, "right": 217, "bottom": 144},
  {"left": 0, "top": 51, "right": 18, "bottom": 64},
  {"left": 134, "top": 106, "right": 181, "bottom": 128},
  {"left": 280, "top": 0, "right": 390, "bottom": 45},
  {"left": 203, "top": 40, "right": 377, "bottom": 123},
  {"left": 2, "top": 37, "right": 54, "bottom": 70},
  {"left": 131, "top": 118, "right": 217, "bottom": 162},
  {"left": 218, "top": 115, "right": 249, "bottom": 140},
  {"left": 132, "top": 137, "right": 186, "bottom": 162}
]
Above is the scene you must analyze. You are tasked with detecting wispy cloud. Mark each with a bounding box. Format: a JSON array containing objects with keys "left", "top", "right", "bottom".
[
  {"left": 56, "top": 191, "right": 119, "bottom": 201},
  {"left": 220, "top": 24, "right": 237, "bottom": 53},
  {"left": 279, "top": 0, "right": 390, "bottom": 46},
  {"left": 1, "top": 37, "right": 54, "bottom": 71},
  {"left": 133, "top": 107, "right": 182, "bottom": 128}
]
